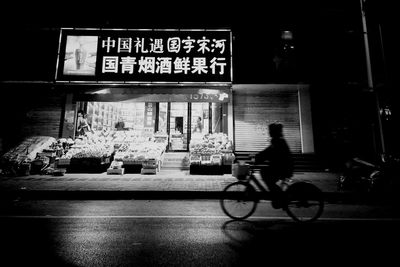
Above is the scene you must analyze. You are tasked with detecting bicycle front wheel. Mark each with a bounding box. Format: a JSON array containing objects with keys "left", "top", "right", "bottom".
[
  {"left": 220, "top": 181, "right": 258, "bottom": 220},
  {"left": 284, "top": 182, "right": 324, "bottom": 223}
]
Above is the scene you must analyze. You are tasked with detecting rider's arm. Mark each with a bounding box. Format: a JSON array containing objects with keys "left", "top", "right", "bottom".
[{"left": 255, "top": 146, "right": 272, "bottom": 163}]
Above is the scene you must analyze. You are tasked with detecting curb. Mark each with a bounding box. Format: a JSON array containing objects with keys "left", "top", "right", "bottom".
[
  {"left": 1, "top": 189, "right": 390, "bottom": 204},
  {"left": 1, "top": 190, "right": 225, "bottom": 200}
]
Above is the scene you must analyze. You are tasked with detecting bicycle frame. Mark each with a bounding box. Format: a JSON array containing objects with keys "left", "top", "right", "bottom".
[
  {"left": 241, "top": 164, "right": 293, "bottom": 202},
  {"left": 246, "top": 167, "right": 270, "bottom": 193}
]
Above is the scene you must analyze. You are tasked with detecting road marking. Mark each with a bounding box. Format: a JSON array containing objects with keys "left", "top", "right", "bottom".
[
  {"left": 0, "top": 215, "right": 399, "bottom": 221},
  {"left": 0, "top": 215, "right": 231, "bottom": 219}
]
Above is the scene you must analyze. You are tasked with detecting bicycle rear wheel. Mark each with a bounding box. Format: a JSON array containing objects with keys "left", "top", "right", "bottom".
[
  {"left": 284, "top": 182, "right": 324, "bottom": 223},
  {"left": 220, "top": 181, "right": 258, "bottom": 220}
]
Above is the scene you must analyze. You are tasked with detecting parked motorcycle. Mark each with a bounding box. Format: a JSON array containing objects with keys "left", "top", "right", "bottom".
[{"left": 338, "top": 153, "right": 400, "bottom": 193}]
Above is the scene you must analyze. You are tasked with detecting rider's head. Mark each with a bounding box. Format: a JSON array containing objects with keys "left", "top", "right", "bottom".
[{"left": 268, "top": 122, "right": 283, "bottom": 138}]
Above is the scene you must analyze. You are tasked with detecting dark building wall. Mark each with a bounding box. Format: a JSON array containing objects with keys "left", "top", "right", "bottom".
[
  {"left": 310, "top": 83, "right": 382, "bottom": 170},
  {"left": 0, "top": 85, "right": 64, "bottom": 153},
  {"left": 0, "top": 27, "right": 59, "bottom": 82}
]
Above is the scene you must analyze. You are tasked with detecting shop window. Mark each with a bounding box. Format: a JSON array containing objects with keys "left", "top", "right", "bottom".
[
  {"left": 86, "top": 102, "right": 149, "bottom": 134},
  {"left": 158, "top": 102, "right": 168, "bottom": 134},
  {"left": 212, "top": 103, "right": 223, "bottom": 133},
  {"left": 119, "top": 102, "right": 145, "bottom": 133},
  {"left": 191, "top": 102, "right": 209, "bottom": 135},
  {"left": 87, "top": 102, "right": 121, "bottom": 131}
]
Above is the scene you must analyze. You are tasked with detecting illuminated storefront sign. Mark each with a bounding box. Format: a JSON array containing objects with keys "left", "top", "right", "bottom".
[
  {"left": 144, "top": 102, "right": 156, "bottom": 127},
  {"left": 188, "top": 92, "right": 229, "bottom": 102},
  {"left": 75, "top": 88, "right": 231, "bottom": 103},
  {"left": 56, "top": 28, "right": 232, "bottom": 83}
]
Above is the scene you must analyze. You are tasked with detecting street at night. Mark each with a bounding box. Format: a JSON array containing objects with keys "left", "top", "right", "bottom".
[
  {"left": 1, "top": 1, "right": 399, "bottom": 266},
  {"left": 1, "top": 200, "right": 399, "bottom": 266}
]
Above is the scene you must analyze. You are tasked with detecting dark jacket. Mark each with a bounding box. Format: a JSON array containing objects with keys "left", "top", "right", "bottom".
[
  {"left": 115, "top": 121, "right": 125, "bottom": 130},
  {"left": 255, "top": 137, "right": 293, "bottom": 178}
]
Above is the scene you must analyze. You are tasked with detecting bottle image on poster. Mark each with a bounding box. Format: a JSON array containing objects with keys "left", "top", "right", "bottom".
[{"left": 63, "top": 35, "right": 98, "bottom": 76}]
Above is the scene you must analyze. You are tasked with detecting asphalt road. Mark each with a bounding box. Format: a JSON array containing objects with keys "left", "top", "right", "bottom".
[{"left": 1, "top": 200, "right": 399, "bottom": 266}]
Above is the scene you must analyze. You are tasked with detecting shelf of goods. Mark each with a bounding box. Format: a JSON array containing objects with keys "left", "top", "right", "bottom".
[
  {"left": 188, "top": 133, "right": 234, "bottom": 175},
  {"left": 112, "top": 131, "right": 167, "bottom": 174},
  {"left": 60, "top": 138, "right": 113, "bottom": 173},
  {"left": 56, "top": 130, "right": 116, "bottom": 173},
  {"left": 0, "top": 136, "right": 57, "bottom": 176},
  {"left": 0, "top": 130, "right": 169, "bottom": 176},
  {"left": 56, "top": 130, "right": 166, "bottom": 175}
]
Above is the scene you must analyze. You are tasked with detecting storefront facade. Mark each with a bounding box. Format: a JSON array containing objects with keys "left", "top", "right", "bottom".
[
  {"left": 1, "top": 28, "right": 315, "bottom": 175},
  {"left": 50, "top": 28, "right": 234, "bottom": 172}
]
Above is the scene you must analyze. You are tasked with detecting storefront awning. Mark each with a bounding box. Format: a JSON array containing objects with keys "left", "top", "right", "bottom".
[{"left": 73, "top": 87, "right": 232, "bottom": 103}]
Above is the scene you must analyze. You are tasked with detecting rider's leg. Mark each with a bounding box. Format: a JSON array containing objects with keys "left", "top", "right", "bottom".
[{"left": 261, "top": 168, "right": 283, "bottom": 208}]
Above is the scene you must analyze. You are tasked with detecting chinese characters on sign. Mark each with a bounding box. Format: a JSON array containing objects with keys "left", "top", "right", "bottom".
[
  {"left": 144, "top": 102, "right": 155, "bottom": 127},
  {"left": 101, "top": 36, "right": 227, "bottom": 75},
  {"left": 58, "top": 29, "right": 232, "bottom": 83},
  {"left": 143, "top": 102, "right": 156, "bottom": 136}
]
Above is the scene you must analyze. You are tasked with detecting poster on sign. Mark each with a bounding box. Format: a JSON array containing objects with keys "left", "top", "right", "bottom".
[{"left": 62, "top": 35, "right": 98, "bottom": 76}]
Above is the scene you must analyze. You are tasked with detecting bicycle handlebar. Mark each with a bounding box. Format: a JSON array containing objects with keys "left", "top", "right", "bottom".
[
  {"left": 237, "top": 163, "right": 269, "bottom": 170},
  {"left": 248, "top": 164, "right": 269, "bottom": 168}
]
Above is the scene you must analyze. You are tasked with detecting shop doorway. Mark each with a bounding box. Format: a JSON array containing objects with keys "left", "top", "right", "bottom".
[{"left": 169, "top": 102, "right": 188, "bottom": 151}]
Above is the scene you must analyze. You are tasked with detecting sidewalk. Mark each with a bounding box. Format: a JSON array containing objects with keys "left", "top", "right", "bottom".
[{"left": 0, "top": 169, "right": 353, "bottom": 202}]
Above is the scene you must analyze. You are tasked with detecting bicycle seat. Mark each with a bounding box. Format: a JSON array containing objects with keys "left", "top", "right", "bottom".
[{"left": 281, "top": 177, "right": 294, "bottom": 184}]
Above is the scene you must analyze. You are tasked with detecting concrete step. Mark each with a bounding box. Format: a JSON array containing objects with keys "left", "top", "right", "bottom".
[{"left": 162, "top": 152, "right": 190, "bottom": 170}]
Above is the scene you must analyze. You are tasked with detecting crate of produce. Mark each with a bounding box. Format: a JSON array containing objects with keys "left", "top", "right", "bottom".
[
  {"left": 110, "top": 160, "right": 123, "bottom": 169},
  {"left": 57, "top": 158, "right": 71, "bottom": 166},
  {"left": 122, "top": 159, "right": 143, "bottom": 165},
  {"left": 189, "top": 153, "right": 201, "bottom": 165},
  {"left": 107, "top": 168, "right": 125, "bottom": 175},
  {"left": 200, "top": 154, "right": 213, "bottom": 165},
  {"left": 142, "top": 159, "right": 157, "bottom": 169},
  {"left": 210, "top": 154, "right": 223, "bottom": 165},
  {"left": 222, "top": 152, "right": 235, "bottom": 165},
  {"left": 141, "top": 167, "right": 157, "bottom": 175}
]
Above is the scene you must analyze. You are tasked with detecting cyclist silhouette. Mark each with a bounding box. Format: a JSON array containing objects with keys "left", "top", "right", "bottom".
[{"left": 254, "top": 122, "right": 293, "bottom": 208}]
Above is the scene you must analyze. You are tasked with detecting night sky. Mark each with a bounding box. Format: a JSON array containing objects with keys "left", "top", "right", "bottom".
[{"left": 1, "top": 0, "right": 395, "bottom": 85}]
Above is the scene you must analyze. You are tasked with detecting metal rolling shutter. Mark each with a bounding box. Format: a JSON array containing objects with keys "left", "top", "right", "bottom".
[
  {"left": 234, "top": 90, "right": 301, "bottom": 153},
  {"left": 21, "top": 95, "right": 63, "bottom": 138}
]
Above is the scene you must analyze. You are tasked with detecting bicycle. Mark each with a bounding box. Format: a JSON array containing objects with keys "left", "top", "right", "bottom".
[{"left": 220, "top": 163, "right": 324, "bottom": 222}]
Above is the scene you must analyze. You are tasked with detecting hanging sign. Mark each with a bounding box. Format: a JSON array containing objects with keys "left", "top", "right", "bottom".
[{"left": 56, "top": 28, "right": 232, "bottom": 83}]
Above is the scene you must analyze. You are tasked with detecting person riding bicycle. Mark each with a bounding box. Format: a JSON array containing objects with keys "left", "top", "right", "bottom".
[{"left": 254, "top": 122, "right": 294, "bottom": 209}]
